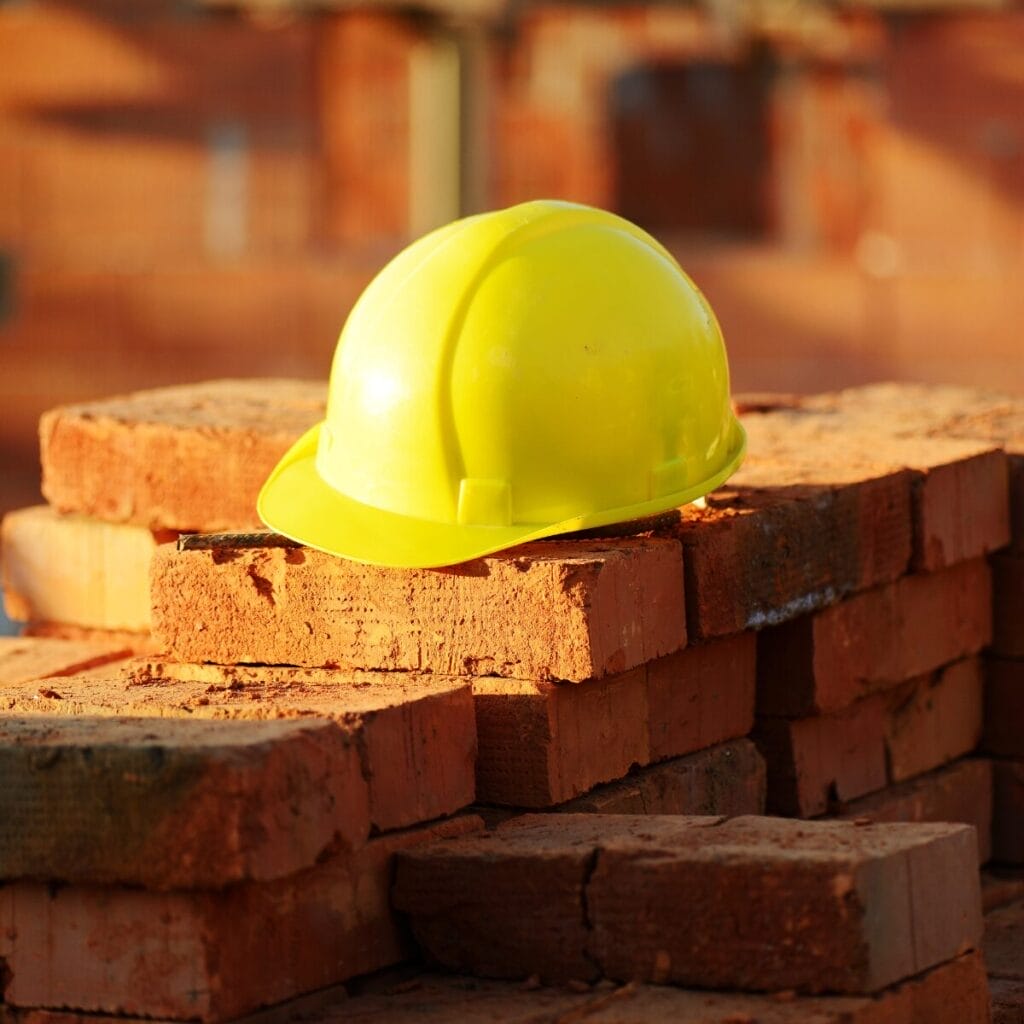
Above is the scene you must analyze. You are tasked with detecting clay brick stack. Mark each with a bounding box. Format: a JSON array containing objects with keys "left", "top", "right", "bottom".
[
  {"left": 781, "top": 383, "right": 1024, "bottom": 866},
  {"left": 1, "top": 379, "right": 326, "bottom": 649},
  {"left": 0, "top": 643, "right": 480, "bottom": 1018},
  {"left": 148, "top": 529, "right": 767, "bottom": 820},
  {"left": 702, "top": 396, "right": 1012, "bottom": 861},
  {"left": 0, "top": 379, "right": 486, "bottom": 1020},
  {"left": 3, "top": 377, "right": 1024, "bottom": 1022}
]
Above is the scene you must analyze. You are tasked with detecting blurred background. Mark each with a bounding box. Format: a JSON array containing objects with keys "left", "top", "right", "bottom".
[{"left": 1, "top": 0, "right": 1023, "bottom": 523}]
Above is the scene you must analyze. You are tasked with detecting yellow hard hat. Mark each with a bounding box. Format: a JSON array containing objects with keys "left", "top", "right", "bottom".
[{"left": 258, "top": 200, "right": 745, "bottom": 568}]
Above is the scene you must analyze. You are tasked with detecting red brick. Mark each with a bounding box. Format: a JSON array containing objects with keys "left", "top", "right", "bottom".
[
  {"left": 2, "top": 505, "right": 169, "bottom": 632},
  {"left": 555, "top": 739, "right": 765, "bottom": 817},
  {"left": 755, "top": 696, "right": 888, "bottom": 817},
  {"left": 473, "top": 635, "right": 753, "bottom": 807},
  {"left": 39, "top": 380, "right": 326, "bottom": 532},
  {"left": 757, "top": 658, "right": 984, "bottom": 817},
  {"left": 151, "top": 534, "right": 686, "bottom": 682},
  {"left": 774, "top": 385, "right": 1015, "bottom": 565},
  {"left": 992, "top": 761, "right": 1024, "bottom": 864},
  {"left": 758, "top": 559, "right": 992, "bottom": 716},
  {"left": 392, "top": 814, "right": 981, "bottom": 994},
  {"left": 680, "top": 404, "right": 1006, "bottom": 641},
  {"left": 0, "top": 636, "right": 132, "bottom": 685},
  {"left": 676, "top": 471, "right": 912, "bottom": 640},
  {"left": 472, "top": 670, "right": 649, "bottom": 808},
  {"left": 0, "top": 715, "right": 369, "bottom": 889},
  {"left": 1, "top": 660, "right": 476, "bottom": 836},
  {"left": 829, "top": 758, "right": 992, "bottom": 864},
  {"left": 993, "top": 552, "right": 1024, "bottom": 658},
  {"left": 986, "top": 657, "right": 1024, "bottom": 757},
  {"left": 318, "top": 13, "right": 414, "bottom": 244},
  {"left": 1013, "top": 455, "right": 1024, "bottom": 550},
  {"left": 804, "top": 381, "right": 1024, "bottom": 551},
  {"left": 646, "top": 634, "right": 755, "bottom": 761},
  {"left": 907, "top": 443, "right": 1010, "bottom": 571},
  {"left": 0, "top": 816, "right": 482, "bottom": 1022},
  {"left": 883, "top": 659, "right": 984, "bottom": 784}
]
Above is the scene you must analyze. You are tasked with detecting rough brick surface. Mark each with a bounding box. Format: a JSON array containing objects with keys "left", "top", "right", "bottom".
[
  {"left": 829, "top": 758, "right": 992, "bottom": 864},
  {"left": 883, "top": 659, "right": 984, "bottom": 784},
  {"left": 757, "top": 657, "right": 983, "bottom": 817},
  {"left": 0, "top": 715, "right": 369, "bottom": 888},
  {"left": 992, "top": 762, "right": 1024, "bottom": 864},
  {"left": 1013, "top": 456, "right": 1024, "bottom": 548},
  {"left": 1, "top": 660, "right": 476, "bottom": 835},
  {"left": 986, "top": 657, "right": 1024, "bottom": 757},
  {"left": 907, "top": 444, "right": 1010, "bottom": 571},
  {"left": 675, "top": 472, "right": 912, "bottom": 640},
  {"left": 39, "top": 379, "right": 326, "bottom": 531},
  {"left": 758, "top": 559, "right": 993, "bottom": 716},
  {"left": 803, "top": 381, "right": 1024, "bottom": 551},
  {"left": 0, "top": 816, "right": 482, "bottom": 1022},
  {"left": 151, "top": 534, "right": 686, "bottom": 681},
  {"left": 755, "top": 697, "right": 888, "bottom": 817},
  {"left": 555, "top": 739, "right": 766, "bottom": 817},
  {"left": 393, "top": 814, "right": 982, "bottom": 994},
  {"left": 472, "top": 635, "right": 754, "bottom": 807},
  {"left": 993, "top": 552, "right": 1024, "bottom": 658},
  {"left": 679, "top": 390, "right": 1012, "bottom": 641},
  {"left": 743, "top": 393, "right": 1012, "bottom": 569},
  {"left": 646, "top": 634, "right": 756, "bottom": 761},
  {"left": 2, "top": 505, "right": 170, "bottom": 632},
  {"left": 472, "top": 669, "right": 649, "bottom": 808},
  {"left": 0, "top": 636, "right": 132, "bottom": 685}
]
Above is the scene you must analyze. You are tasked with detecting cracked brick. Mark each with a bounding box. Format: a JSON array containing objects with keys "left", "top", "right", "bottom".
[
  {"left": 756, "top": 657, "right": 984, "bottom": 817},
  {"left": 392, "top": 814, "right": 981, "bottom": 994}
]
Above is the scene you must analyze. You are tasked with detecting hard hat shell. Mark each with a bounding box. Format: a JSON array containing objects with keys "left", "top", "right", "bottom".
[{"left": 258, "top": 200, "right": 745, "bottom": 568}]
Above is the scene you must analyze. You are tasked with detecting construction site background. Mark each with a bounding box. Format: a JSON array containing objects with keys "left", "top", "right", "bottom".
[{"left": 1, "top": 0, "right": 1022, "bottom": 524}]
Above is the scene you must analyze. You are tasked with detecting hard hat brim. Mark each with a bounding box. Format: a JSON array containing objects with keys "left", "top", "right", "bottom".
[{"left": 258, "top": 421, "right": 746, "bottom": 569}]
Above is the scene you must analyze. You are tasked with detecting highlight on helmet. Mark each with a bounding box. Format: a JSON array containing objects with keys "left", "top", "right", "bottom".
[{"left": 258, "top": 200, "right": 745, "bottom": 568}]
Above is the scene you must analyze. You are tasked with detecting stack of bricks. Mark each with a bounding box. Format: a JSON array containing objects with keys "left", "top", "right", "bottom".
[
  {"left": 2, "top": 377, "right": 1023, "bottom": 1021},
  {"left": 148, "top": 530, "right": 766, "bottom": 823},
  {"left": 695, "top": 388, "right": 1013, "bottom": 859},
  {"left": 1, "top": 378, "right": 327, "bottom": 651},
  {"left": 780, "top": 383, "right": 1023, "bottom": 867},
  {"left": 0, "top": 380, "right": 488, "bottom": 1021}
]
